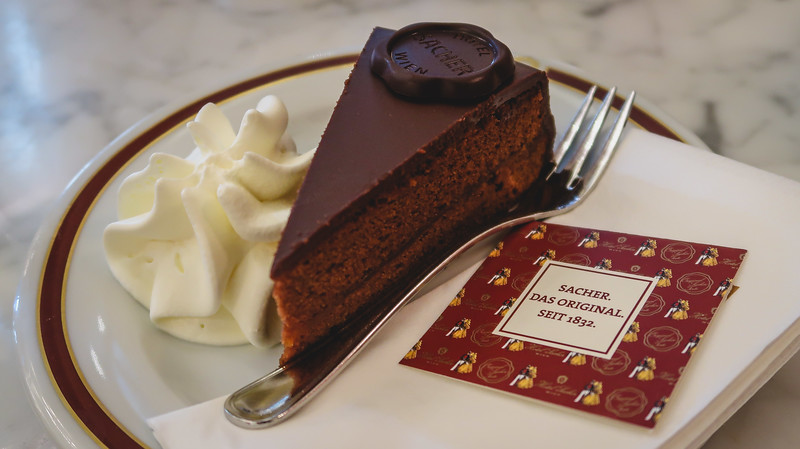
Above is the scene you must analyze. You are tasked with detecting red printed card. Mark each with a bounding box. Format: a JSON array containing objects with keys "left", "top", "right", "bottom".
[{"left": 400, "top": 221, "right": 747, "bottom": 428}]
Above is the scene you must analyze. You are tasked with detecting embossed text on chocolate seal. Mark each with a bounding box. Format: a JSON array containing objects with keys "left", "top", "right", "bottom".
[{"left": 370, "top": 22, "right": 515, "bottom": 100}]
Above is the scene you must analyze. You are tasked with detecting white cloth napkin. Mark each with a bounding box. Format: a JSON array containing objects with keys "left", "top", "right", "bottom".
[{"left": 148, "top": 128, "right": 800, "bottom": 449}]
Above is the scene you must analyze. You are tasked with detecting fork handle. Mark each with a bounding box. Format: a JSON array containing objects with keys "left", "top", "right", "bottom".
[
  {"left": 223, "top": 219, "right": 531, "bottom": 428},
  {"left": 224, "top": 273, "right": 411, "bottom": 428},
  {"left": 225, "top": 258, "right": 446, "bottom": 427}
]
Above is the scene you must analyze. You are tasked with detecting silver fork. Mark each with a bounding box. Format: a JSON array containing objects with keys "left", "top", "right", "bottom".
[{"left": 224, "top": 85, "right": 636, "bottom": 429}]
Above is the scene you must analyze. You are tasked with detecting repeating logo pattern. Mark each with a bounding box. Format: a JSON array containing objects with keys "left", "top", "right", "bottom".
[{"left": 400, "top": 221, "right": 746, "bottom": 428}]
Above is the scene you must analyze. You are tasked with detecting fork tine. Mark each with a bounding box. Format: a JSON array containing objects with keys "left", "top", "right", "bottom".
[
  {"left": 547, "top": 85, "right": 597, "bottom": 179},
  {"left": 564, "top": 86, "right": 617, "bottom": 189},
  {"left": 579, "top": 90, "right": 636, "bottom": 194}
]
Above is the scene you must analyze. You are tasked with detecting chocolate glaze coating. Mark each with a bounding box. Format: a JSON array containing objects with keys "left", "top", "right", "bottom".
[{"left": 272, "top": 25, "right": 548, "bottom": 275}]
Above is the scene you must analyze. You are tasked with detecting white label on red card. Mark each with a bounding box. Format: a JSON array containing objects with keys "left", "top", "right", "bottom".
[{"left": 494, "top": 260, "right": 656, "bottom": 359}]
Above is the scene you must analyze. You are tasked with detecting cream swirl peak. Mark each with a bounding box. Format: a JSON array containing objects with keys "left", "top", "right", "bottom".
[{"left": 103, "top": 95, "right": 313, "bottom": 346}]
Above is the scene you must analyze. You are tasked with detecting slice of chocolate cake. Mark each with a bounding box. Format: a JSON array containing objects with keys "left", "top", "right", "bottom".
[{"left": 271, "top": 23, "right": 556, "bottom": 363}]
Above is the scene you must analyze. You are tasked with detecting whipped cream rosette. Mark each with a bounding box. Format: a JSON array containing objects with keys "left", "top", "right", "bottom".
[{"left": 104, "top": 95, "right": 313, "bottom": 346}]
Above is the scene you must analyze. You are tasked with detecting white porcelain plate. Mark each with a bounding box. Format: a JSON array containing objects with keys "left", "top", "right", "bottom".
[{"left": 13, "top": 52, "right": 704, "bottom": 448}]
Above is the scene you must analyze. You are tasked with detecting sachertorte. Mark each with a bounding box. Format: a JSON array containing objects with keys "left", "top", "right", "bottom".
[{"left": 271, "top": 23, "right": 556, "bottom": 363}]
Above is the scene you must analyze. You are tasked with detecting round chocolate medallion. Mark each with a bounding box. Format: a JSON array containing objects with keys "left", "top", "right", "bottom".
[{"left": 370, "top": 22, "right": 515, "bottom": 100}]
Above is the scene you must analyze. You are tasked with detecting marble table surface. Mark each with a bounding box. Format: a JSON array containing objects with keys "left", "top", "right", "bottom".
[{"left": 2, "top": 0, "right": 798, "bottom": 447}]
